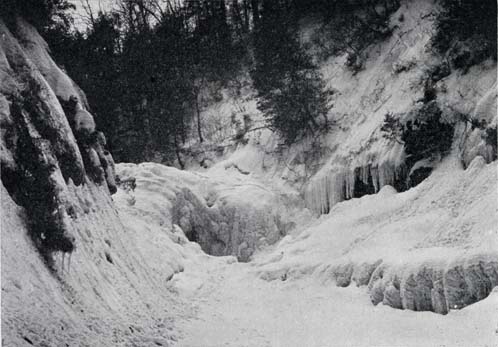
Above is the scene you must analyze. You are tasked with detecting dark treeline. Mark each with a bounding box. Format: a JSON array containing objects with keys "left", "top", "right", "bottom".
[
  {"left": 48, "top": 0, "right": 248, "bottom": 164},
  {"left": 2, "top": 0, "right": 496, "bottom": 165},
  {"left": 2, "top": 0, "right": 340, "bottom": 164}
]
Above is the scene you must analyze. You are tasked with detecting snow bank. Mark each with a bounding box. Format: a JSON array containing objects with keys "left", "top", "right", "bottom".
[{"left": 255, "top": 156, "right": 498, "bottom": 313}]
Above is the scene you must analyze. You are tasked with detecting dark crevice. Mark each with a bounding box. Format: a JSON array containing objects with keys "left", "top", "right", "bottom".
[
  {"left": 353, "top": 166, "right": 376, "bottom": 198},
  {"left": 22, "top": 336, "right": 34, "bottom": 345},
  {"left": 105, "top": 251, "right": 114, "bottom": 264}
]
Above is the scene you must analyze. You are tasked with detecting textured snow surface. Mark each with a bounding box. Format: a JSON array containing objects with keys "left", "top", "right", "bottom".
[
  {"left": 0, "top": 18, "right": 183, "bottom": 346},
  {"left": 115, "top": 162, "right": 310, "bottom": 261},
  {"left": 3, "top": 156, "right": 497, "bottom": 345},
  {"left": 170, "top": 159, "right": 498, "bottom": 346},
  {"left": 112, "top": 157, "right": 497, "bottom": 346},
  {"left": 1, "top": 180, "right": 189, "bottom": 346},
  {"left": 184, "top": 0, "right": 496, "bottom": 215}
]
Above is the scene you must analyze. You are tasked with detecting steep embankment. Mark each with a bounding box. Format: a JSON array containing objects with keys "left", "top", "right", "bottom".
[{"left": 0, "top": 18, "right": 189, "bottom": 346}]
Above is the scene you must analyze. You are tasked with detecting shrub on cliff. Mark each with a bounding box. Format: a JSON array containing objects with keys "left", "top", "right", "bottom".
[
  {"left": 311, "top": 0, "right": 400, "bottom": 68},
  {"left": 381, "top": 102, "right": 454, "bottom": 166},
  {"left": 433, "top": 0, "right": 497, "bottom": 70}
]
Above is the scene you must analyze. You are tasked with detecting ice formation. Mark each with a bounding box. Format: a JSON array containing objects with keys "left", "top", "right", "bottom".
[
  {"left": 304, "top": 142, "right": 406, "bottom": 214},
  {"left": 258, "top": 154, "right": 498, "bottom": 315},
  {"left": 116, "top": 162, "right": 307, "bottom": 261}
]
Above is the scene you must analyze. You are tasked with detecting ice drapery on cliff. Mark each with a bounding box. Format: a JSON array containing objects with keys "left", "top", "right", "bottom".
[
  {"left": 297, "top": 0, "right": 496, "bottom": 215},
  {"left": 304, "top": 142, "right": 406, "bottom": 214},
  {"left": 258, "top": 154, "right": 498, "bottom": 315},
  {"left": 116, "top": 162, "right": 308, "bottom": 261}
]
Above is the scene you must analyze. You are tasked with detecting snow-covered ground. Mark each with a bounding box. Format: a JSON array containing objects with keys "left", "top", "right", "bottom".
[
  {"left": 112, "top": 155, "right": 498, "bottom": 346},
  {"left": 174, "top": 260, "right": 498, "bottom": 347}
]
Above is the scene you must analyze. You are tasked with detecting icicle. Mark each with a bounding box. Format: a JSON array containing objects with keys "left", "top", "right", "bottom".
[
  {"left": 346, "top": 169, "right": 355, "bottom": 200},
  {"left": 305, "top": 167, "right": 347, "bottom": 214},
  {"left": 61, "top": 252, "right": 65, "bottom": 273},
  {"left": 371, "top": 165, "right": 379, "bottom": 192},
  {"left": 360, "top": 165, "right": 369, "bottom": 185},
  {"left": 68, "top": 252, "right": 72, "bottom": 273}
]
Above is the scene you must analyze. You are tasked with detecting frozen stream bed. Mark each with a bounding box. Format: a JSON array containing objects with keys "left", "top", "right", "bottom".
[{"left": 172, "top": 254, "right": 498, "bottom": 347}]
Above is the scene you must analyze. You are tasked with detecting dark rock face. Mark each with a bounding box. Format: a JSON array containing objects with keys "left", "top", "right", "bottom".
[{"left": 0, "top": 19, "right": 117, "bottom": 256}]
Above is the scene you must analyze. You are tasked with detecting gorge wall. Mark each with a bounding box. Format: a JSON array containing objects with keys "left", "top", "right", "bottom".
[{"left": 0, "top": 17, "right": 186, "bottom": 346}]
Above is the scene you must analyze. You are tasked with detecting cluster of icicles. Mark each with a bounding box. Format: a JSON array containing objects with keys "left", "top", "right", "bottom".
[{"left": 304, "top": 146, "right": 406, "bottom": 215}]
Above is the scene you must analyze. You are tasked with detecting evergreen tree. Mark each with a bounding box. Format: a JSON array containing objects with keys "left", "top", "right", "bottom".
[{"left": 251, "top": 0, "right": 330, "bottom": 144}]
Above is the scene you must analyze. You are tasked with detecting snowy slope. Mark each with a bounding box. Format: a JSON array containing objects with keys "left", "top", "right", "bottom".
[
  {"left": 110, "top": 157, "right": 498, "bottom": 346},
  {"left": 1, "top": 180, "right": 187, "bottom": 346},
  {"left": 1, "top": 18, "right": 187, "bottom": 346},
  {"left": 254, "top": 155, "right": 498, "bottom": 313},
  {"left": 302, "top": 0, "right": 496, "bottom": 213},
  {"left": 185, "top": 0, "right": 496, "bottom": 214}
]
